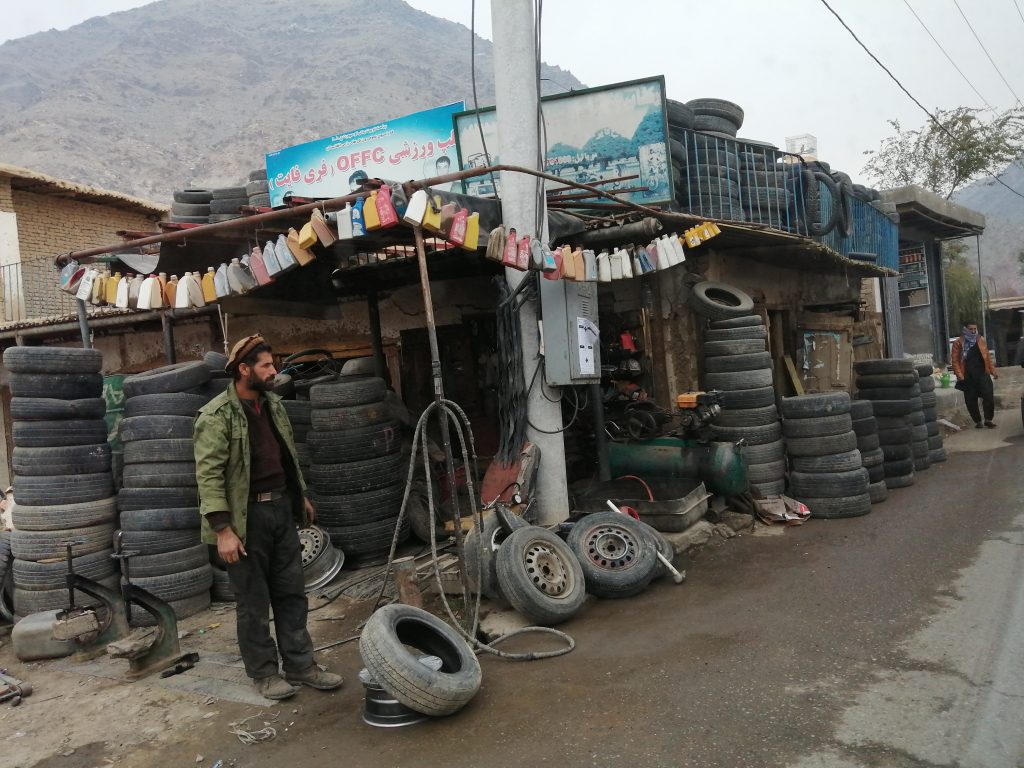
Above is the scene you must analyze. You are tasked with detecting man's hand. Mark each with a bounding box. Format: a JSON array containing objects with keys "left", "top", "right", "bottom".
[
  {"left": 993, "top": 371, "right": 1000, "bottom": 379},
  {"left": 304, "top": 497, "right": 316, "bottom": 526},
  {"left": 217, "top": 527, "right": 247, "bottom": 564}
]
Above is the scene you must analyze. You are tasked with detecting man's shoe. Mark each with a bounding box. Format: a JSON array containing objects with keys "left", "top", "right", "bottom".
[
  {"left": 285, "top": 666, "right": 344, "bottom": 691},
  {"left": 255, "top": 675, "right": 298, "bottom": 700},
  {"left": 985, "top": 421, "right": 997, "bottom": 428},
  {"left": 975, "top": 422, "right": 984, "bottom": 429}
]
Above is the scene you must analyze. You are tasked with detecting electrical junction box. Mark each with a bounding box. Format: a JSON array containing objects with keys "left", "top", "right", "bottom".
[{"left": 539, "top": 278, "right": 601, "bottom": 386}]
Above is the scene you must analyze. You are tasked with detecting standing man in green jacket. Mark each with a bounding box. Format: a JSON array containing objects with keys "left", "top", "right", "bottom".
[{"left": 194, "top": 334, "right": 343, "bottom": 700}]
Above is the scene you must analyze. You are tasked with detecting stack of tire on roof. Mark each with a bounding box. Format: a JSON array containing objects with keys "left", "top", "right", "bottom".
[
  {"left": 170, "top": 189, "right": 213, "bottom": 225},
  {"left": 209, "top": 185, "right": 249, "bottom": 223},
  {"left": 118, "top": 360, "right": 213, "bottom": 625},
  {"left": 850, "top": 400, "right": 888, "bottom": 504},
  {"left": 691, "top": 282, "right": 785, "bottom": 498},
  {"left": 853, "top": 359, "right": 919, "bottom": 490},
  {"left": 306, "top": 377, "right": 408, "bottom": 562},
  {"left": 917, "top": 364, "right": 946, "bottom": 464},
  {"left": 781, "top": 392, "right": 872, "bottom": 518},
  {"left": 246, "top": 169, "right": 270, "bottom": 209},
  {"left": 3, "top": 346, "right": 117, "bottom": 619},
  {"left": 739, "top": 150, "right": 793, "bottom": 228}
]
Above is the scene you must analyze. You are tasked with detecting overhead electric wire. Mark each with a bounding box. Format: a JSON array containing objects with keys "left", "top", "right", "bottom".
[
  {"left": 818, "top": 0, "right": 1024, "bottom": 202},
  {"left": 1014, "top": 0, "right": 1024, "bottom": 27},
  {"left": 902, "top": 0, "right": 992, "bottom": 109},
  {"left": 951, "top": 0, "right": 1024, "bottom": 107},
  {"left": 470, "top": 0, "right": 499, "bottom": 196}
]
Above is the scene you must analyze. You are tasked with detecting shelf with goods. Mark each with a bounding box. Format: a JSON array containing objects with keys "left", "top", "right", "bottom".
[{"left": 897, "top": 245, "right": 929, "bottom": 309}]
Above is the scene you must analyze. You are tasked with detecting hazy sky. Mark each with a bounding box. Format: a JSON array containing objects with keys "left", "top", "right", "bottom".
[{"left": 4, "top": 0, "right": 1024, "bottom": 184}]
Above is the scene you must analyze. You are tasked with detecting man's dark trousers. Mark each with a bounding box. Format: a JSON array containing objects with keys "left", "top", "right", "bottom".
[
  {"left": 226, "top": 496, "right": 313, "bottom": 680},
  {"left": 962, "top": 374, "right": 995, "bottom": 424}
]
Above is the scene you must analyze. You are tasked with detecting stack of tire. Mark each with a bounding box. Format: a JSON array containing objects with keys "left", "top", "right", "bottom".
[
  {"left": 701, "top": 313, "right": 785, "bottom": 497},
  {"left": 170, "top": 189, "right": 212, "bottom": 225},
  {"left": 687, "top": 98, "right": 744, "bottom": 139},
  {"left": 853, "top": 359, "right": 917, "bottom": 490},
  {"left": 681, "top": 132, "right": 742, "bottom": 222},
  {"left": 306, "top": 377, "right": 408, "bottom": 561},
  {"left": 850, "top": 400, "right": 888, "bottom": 504},
  {"left": 917, "top": 364, "right": 946, "bottom": 464},
  {"left": 283, "top": 400, "right": 312, "bottom": 480},
  {"left": 118, "top": 361, "right": 213, "bottom": 625},
  {"left": 738, "top": 150, "right": 794, "bottom": 228},
  {"left": 781, "top": 392, "right": 871, "bottom": 518},
  {"left": 200, "top": 351, "right": 231, "bottom": 401},
  {"left": 4, "top": 346, "right": 117, "bottom": 618},
  {"left": 246, "top": 169, "right": 270, "bottom": 209},
  {"left": 0, "top": 531, "right": 12, "bottom": 623},
  {"left": 667, "top": 99, "right": 695, "bottom": 207},
  {"left": 209, "top": 185, "right": 248, "bottom": 223},
  {"left": 195, "top": 349, "right": 235, "bottom": 602}
]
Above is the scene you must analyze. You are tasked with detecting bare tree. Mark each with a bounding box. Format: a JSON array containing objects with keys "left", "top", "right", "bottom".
[{"left": 862, "top": 107, "right": 1024, "bottom": 198}]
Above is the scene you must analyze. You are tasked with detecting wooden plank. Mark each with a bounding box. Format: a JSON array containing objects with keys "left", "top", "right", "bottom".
[{"left": 783, "top": 355, "right": 804, "bottom": 395}]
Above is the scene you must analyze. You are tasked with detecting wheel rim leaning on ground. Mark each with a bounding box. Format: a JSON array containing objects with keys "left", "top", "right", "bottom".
[
  {"left": 495, "top": 526, "right": 586, "bottom": 625},
  {"left": 359, "top": 603, "right": 482, "bottom": 717},
  {"left": 567, "top": 511, "right": 659, "bottom": 598}
]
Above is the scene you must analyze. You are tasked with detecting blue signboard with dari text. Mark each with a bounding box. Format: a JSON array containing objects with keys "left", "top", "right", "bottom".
[{"left": 265, "top": 102, "right": 465, "bottom": 206}]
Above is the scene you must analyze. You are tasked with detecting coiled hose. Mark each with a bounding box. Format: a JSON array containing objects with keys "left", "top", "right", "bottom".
[{"left": 371, "top": 397, "right": 574, "bottom": 660}]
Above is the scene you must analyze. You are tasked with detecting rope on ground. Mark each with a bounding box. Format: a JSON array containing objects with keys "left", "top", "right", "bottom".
[
  {"left": 228, "top": 711, "right": 279, "bottom": 745},
  {"left": 370, "top": 398, "right": 575, "bottom": 661}
]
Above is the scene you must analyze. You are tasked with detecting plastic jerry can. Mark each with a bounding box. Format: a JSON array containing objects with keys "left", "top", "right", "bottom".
[
  {"left": 351, "top": 198, "right": 367, "bottom": 236},
  {"left": 460, "top": 212, "right": 480, "bottom": 251},
  {"left": 404, "top": 190, "right": 428, "bottom": 226},
  {"left": 376, "top": 185, "right": 399, "bottom": 228},
  {"left": 363, "top": 192, "right": 381, "bottom": 230},
  {"left": 201, "top": 267, "right": 217, "bottom": 303}
]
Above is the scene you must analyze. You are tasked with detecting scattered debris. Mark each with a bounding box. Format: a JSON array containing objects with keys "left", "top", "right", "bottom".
[{"left": 228, "top": 711, "right": 279, "bottom": 745}]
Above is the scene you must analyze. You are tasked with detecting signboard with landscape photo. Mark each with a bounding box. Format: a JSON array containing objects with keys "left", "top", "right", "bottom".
[{"left": 453, "top": 76, "right": 672, "bottom": 205}]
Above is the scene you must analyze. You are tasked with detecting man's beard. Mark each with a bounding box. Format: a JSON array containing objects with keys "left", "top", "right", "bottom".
[{"left": 247, "top": 373, "right": 275, "bottom": 392}]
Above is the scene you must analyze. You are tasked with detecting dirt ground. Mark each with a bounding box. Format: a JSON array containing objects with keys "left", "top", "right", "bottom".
[
  {"left": 0, "top": 589, "right": 374, "bottom": 768},
  {"left": 2, "top": 413, "right": 1018, "bottom": 768}
]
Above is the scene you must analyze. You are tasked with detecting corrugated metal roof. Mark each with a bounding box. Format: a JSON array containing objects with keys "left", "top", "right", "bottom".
[{"left": 0, "top": 163, "right": 168, "bottom": 216}]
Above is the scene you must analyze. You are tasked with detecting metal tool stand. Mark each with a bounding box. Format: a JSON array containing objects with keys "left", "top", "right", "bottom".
[
  {"left": 53, "top": 543, "right": 130, "bottom": 661},
  {"left": 51, "top": 537, "right": 191, "bottom": 679},
  {"left": 108, "top": 533, "right": 186, "bottom": 680}
]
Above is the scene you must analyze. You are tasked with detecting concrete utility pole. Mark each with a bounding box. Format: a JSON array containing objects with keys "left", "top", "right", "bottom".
[{"left": 491, "top": 0, "right": 570, "bottom": 524}]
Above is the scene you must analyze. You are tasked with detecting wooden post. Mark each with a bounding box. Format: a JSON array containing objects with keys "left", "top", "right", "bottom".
[{"left": 391, "top": 556, "right": 422, "bottom": 608}]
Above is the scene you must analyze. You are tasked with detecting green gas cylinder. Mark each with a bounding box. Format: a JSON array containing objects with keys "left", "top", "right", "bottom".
[{"left": 607, "top": 438, "right": 748, "bottom": 496}]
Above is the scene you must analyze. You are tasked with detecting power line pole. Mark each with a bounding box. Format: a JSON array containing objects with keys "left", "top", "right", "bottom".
[{"left": 491, "top": 0, "right": 570, "bottom": 524}]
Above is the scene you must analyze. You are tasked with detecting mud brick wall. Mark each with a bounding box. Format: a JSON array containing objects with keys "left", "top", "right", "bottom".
[{"left": 8, "top": 190, "right": 158, "bottom": 319}]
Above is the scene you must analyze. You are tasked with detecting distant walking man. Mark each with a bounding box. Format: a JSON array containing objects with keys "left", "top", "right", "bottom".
[
  {"left": 951, "top": 321, "right": 999, "bottom": 429},
  {"left": 194, "top": 335, "right": 343, "bottom": 700}
]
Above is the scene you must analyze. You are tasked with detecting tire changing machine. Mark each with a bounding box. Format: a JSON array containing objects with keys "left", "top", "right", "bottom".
[{"left": 51, "top": 533, "right": 193, "bottom": 679}]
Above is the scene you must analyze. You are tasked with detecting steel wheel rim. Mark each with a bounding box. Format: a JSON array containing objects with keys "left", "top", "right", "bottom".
[
  {"left": 585, "top": 524, "right": 640, "bottom": 571},
  {"left": 299, "top": 526, "right": 345, "bottom": 591},
  {"left": 523, "top": 540, "right": 575, "bottom": 598}
]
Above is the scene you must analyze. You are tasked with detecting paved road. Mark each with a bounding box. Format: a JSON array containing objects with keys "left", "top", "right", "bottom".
[{"left": 148, "top": 416, "right": 1024, "bottom": 768}]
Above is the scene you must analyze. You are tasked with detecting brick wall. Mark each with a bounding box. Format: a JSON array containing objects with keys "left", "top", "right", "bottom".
[
  {"left": 0, "top": 178, "right": 13, "bottom": 212},
  {"left": 10, "top": 190, "right": 158, "bottom": 318}
]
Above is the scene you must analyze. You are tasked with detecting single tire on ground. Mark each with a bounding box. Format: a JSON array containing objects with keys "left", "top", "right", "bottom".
[
  {"left": 359, "top": 603, "right": 482, "bottom": 717},
  {"left": 495, "top": 526, "right": 586, "bottom": 626},
  {"left": 566, "top": 511, "right": 660, "bottom": 599}
]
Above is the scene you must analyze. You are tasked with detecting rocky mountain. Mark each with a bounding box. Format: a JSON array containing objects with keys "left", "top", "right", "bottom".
[
  {"left": 0, "top": 0, "right": 583, "bottom": 203},
  {"left": 953, "top": 158, "right": 1024, "bottom": 299}
]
